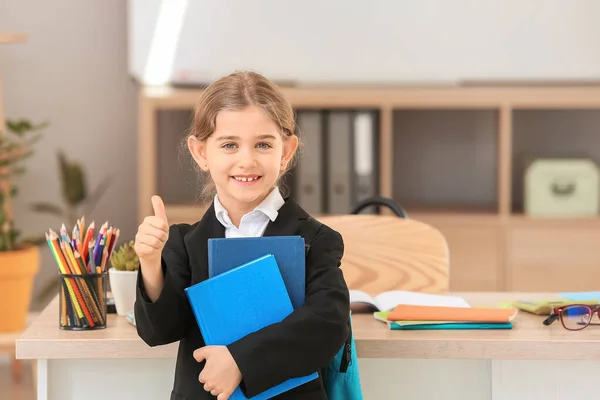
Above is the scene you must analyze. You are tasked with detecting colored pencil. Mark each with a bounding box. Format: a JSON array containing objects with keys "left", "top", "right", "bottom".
[
  {"left": 45, "top": 216, "right": 120, "bottom": 329},
  {"left": 82, "top": 221, "right": 95, "bottom": 262},
  {"left": 47, "top": 233, "right": 89, "bottom": 325}
]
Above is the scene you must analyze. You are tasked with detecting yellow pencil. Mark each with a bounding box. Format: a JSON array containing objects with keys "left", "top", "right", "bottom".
[
  {"left": 79, "top": 216, "right": 85, "bottom": 242},
  {"left": 62, "top": 241, "right": 82, "bottom": 275},
  {"left": 60, "top": 286, "right": 67, "bottom": 327},
  {"left": 47, "top": 234, "right": 86, "bottom": 322}
]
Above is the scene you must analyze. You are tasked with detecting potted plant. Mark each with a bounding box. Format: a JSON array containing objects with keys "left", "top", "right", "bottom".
[
  {"left": 0, "top": 119, "right": 46, "bottom": 332},
  {"left": 108, "top": 240, "right": 139, "bottom": 316}
]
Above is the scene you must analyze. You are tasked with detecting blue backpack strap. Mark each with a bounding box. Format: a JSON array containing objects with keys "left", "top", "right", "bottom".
[{"left": 339, "top": 322, "right": 352, "bottom": 372}]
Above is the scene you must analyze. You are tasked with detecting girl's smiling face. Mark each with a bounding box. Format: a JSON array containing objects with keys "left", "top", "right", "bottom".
[{"left": 189, "top": 105, "right": 298, "bottom": 213}]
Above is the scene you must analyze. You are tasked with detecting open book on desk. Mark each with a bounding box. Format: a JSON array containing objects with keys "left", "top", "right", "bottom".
[
  {"left": 185, "top": 253, "right": 318, "bottom": 400},
  {"left": 350, "top": 290, "right": 470, "bottom": 312}
]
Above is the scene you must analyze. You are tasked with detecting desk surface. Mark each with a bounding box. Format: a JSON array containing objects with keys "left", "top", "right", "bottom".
[{"left": 15, "top": 292, "right": 600, "bottom": 360}]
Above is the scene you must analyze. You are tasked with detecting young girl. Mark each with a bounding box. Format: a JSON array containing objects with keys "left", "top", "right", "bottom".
[{"left": 134, "top": 70, "right": 350, "bottom": 400}]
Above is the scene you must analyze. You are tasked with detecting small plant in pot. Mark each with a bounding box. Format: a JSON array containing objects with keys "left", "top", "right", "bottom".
[{"left": 108, "top": 240, "right": 140, "bottom": 316}]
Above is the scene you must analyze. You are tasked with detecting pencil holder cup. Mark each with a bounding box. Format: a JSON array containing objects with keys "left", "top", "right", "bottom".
[{"left": 58, "top": 272, "right": 108, "bottom": 330}]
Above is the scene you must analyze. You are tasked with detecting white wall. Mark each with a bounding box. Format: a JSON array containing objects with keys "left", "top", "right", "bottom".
[
  {"left": 0, "top": 0, "right": 138, "bottom": 308},
  {"left": 130, "top": 0, "right": 600, "bottom": 85}
]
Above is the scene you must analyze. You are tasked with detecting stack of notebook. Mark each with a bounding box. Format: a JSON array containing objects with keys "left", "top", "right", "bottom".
[{"left": 374, "top": 304, "right": 518, "bottom": 330}]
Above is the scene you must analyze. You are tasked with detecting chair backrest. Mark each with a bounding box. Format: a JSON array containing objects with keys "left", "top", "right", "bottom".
[{"left": 316, "top": 214, "right": 450, "bottom": 295}]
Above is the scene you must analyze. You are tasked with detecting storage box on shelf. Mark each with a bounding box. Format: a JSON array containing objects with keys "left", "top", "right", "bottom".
[
  {"left": 138, "top": 84, "right": 600, "bottom": 292},
  {"left": 523, "top": 157, "right": 599, "bottom": 218}
]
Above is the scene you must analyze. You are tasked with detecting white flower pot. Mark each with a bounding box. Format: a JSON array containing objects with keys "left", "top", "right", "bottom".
[{"left": 108, "top": 268, "right": 138, "bottom": 316}]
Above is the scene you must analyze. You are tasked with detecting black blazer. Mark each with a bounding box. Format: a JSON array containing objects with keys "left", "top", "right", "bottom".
[{"left": 134, "top": 197, "right": 350, "bottom": 400}]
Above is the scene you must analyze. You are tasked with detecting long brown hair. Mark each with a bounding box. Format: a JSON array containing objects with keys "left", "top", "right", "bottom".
[{"left": 184, "top": 70, "right": 301, "bottom": 200}]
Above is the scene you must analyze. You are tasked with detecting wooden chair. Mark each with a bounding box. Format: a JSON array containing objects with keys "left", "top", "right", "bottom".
[{"left": 317, "top": 198, "right": 450, "bottom": 295}]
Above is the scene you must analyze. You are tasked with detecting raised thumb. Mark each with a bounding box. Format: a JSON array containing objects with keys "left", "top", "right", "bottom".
[{"left": 151, "top": 195, "right": 168, "bottom": 222}]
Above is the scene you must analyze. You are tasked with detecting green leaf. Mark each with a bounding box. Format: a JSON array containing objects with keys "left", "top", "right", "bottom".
[
  {"left": 9, "top": 166, "right": 26, "bottom": 176},
  {"left": 0, "top": 166, "right": 26, "bottom": 180},
  {"left": 6, "top": 120, "right": 34, "bottom": 135},
  {"left": 82, "top": 175, "right": 112, "bottom": 216},
  {"left": 30, "top": 202, "right": 65, "bottom": 217},
  {"left": 9, "top": 186, "right": 17, "bottom": 198},
  {"left": 9, "top": 228, "right": 20, "bottom": 246},
  {"left": 0, "top": 148, "right": 34, "bottom": 168},
  {"left": 20, "top": 234, "right": 47, "bottom": 247},
  {"left": 6, "top": 119, "right": 48, "bottom": 136},
  {"left": 58, "top": 151, "right": 87, "bottom": 205}
]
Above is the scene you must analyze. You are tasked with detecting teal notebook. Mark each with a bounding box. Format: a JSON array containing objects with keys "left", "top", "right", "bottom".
[
  {"left": 184, "top": 253, "right": 318, "bottom": 400},
  {"left": 389, "top": 322, "right": 513, "bottom": 330}
]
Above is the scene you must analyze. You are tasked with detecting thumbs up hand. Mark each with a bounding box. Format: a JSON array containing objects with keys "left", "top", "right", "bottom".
[{"left": 134, "top": 195, "right": 170, "bottom": 265}]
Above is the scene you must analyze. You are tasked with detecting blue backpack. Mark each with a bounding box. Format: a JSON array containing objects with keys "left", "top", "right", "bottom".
[
  {"left": 302, "top": 217, "right": 364, "bottom": 400},
  {"left": 322, "top": 315, "right": 363, "bottom": 399}
]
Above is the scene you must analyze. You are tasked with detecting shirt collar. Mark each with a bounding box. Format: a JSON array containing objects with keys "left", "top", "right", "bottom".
[{"left": 214, "top": 186, "right": 285, "bottom": 227}]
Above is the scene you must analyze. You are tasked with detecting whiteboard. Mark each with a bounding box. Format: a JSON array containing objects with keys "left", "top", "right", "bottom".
[{"left": 128, "top": 0, "right": 600, "bottom": 85}]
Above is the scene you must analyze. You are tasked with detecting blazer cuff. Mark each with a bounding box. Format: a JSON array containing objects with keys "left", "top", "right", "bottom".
[
  {"left": 136, "top": 259, "right": 169, "bottom": 307},
  {"left": 227, "top": 341, "right": 266, "bottom": 398}
]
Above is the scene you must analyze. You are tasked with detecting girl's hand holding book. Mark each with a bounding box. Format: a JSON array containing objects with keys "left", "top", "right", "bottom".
[{"left": 194, "top": 345, "right": 242, "bottom": 400}]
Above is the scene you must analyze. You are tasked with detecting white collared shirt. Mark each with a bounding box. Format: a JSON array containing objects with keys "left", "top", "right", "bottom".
[{"left": 214, "top": 187, "right": 285, "bottom": 238}]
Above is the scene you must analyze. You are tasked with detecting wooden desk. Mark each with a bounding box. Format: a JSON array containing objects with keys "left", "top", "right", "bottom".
[
  {"left": 0, "top": 312, "right": 40, "bottom": 386},
  {"left": 17, "top": 293, "right": 600, "bottom": 400}
]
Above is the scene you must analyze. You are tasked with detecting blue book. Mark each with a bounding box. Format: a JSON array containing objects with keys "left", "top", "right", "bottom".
[
  {"left": 185, "top": 253, "right": 318, "bottom": 400},
  {"left": 208, "top": 236, "right": 306, "bottom": 309},
  {"left": 559, "top": 291, "right": 600, "bottom": 301}
]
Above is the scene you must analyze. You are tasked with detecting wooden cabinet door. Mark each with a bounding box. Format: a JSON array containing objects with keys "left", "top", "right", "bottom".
[
  {"left": 413, "top": 214, "right": 503, "bottom": 291},
  {"left": 442, "top": 226, "right": 502, "bottom": 291},
  {"left": 509, "top": 226, "right": 600, "bottom": 292}
]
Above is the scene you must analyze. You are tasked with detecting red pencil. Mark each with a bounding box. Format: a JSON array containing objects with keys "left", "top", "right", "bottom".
[{"left": 82, "top": 221, "right": 95, "bottom": 263}]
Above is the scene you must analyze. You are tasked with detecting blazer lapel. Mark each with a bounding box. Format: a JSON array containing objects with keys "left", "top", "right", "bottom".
[
  {"left": 263, "top": 197, "right": 309, "bottom": 237},
  {"left": 183, "top": 202, "right": 225, "bottom": 284}
]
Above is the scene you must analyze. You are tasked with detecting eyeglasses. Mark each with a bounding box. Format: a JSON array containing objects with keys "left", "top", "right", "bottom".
[{"left": 543, "top": 304, "right": 600, "bottom": 331}]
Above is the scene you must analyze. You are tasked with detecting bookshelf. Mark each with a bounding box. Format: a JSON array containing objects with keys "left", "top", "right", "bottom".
[{"left": 137, "top": 84, "right": 600, "bottom": 292}]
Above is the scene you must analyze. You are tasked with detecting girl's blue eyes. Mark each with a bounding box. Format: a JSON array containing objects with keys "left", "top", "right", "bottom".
[{"left": 222, "top": 142, "right": 272, "bottom": 150}]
